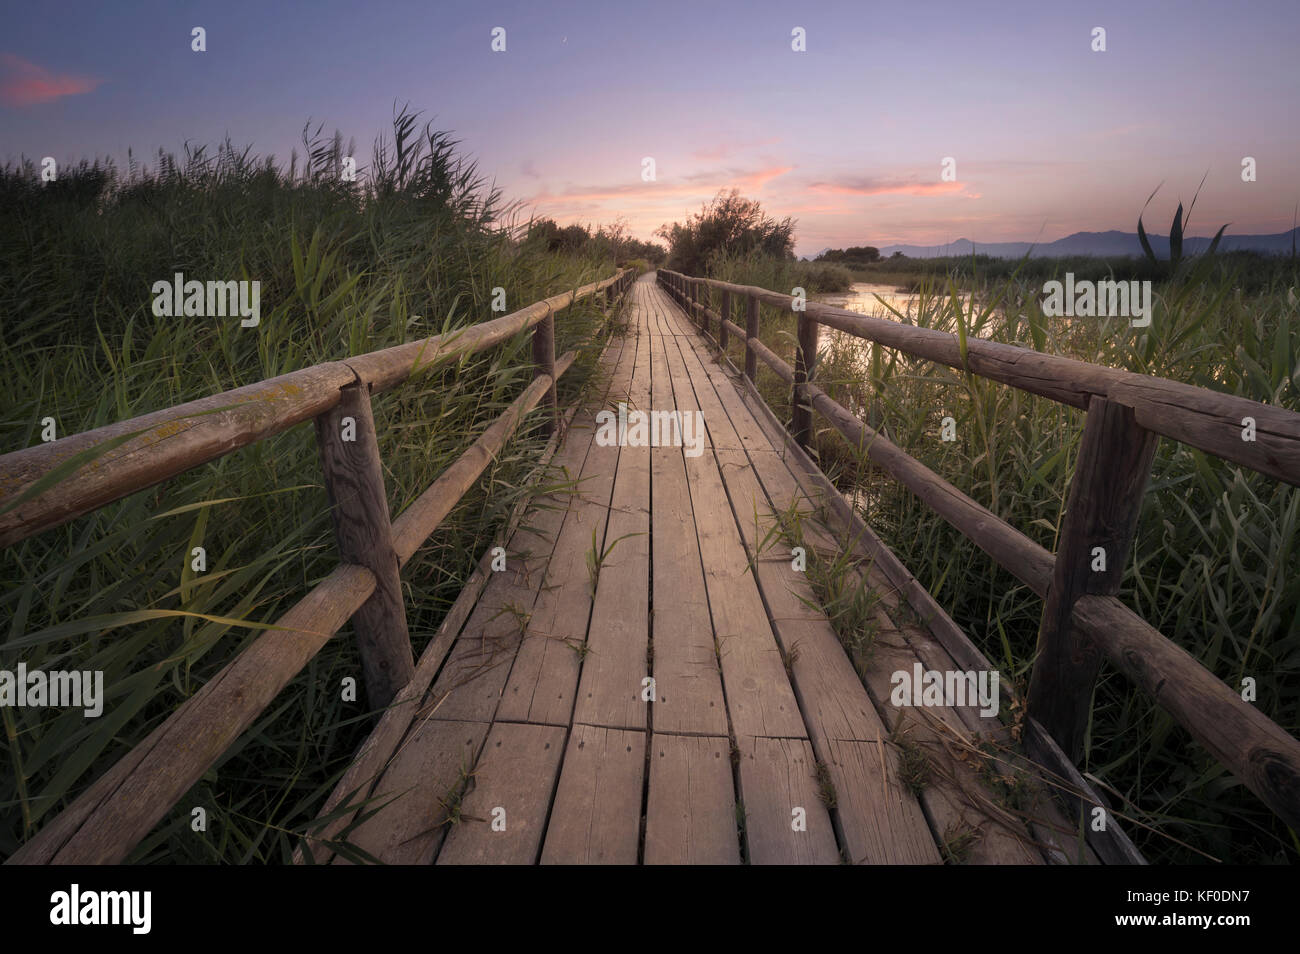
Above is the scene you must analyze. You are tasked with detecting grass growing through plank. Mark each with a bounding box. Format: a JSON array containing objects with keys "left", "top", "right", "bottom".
[
  {"left": 757, "top": 496, "right": 883, "bottom": 677},
  {"left": 716, "top": 249, "right": 1299, "bottom": 864},
  {"left": 0, "top": 107, "right": 631, "bottom": 863}
]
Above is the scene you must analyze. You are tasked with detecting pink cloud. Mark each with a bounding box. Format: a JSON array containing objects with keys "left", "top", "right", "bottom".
[
  {"left": 0, "top": 53, "right": 101, "bottom": 106},
  {"left": 808, "top": 177, "right": 968, "bottom": 198},
  {"left": 526, "top": 165, "right": 794, "bottom": 206}
]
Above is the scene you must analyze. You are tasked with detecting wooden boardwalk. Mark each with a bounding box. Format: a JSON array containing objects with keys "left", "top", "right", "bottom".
[{"left": 333, "top": 274, "right": 1087, "bottom": 865}]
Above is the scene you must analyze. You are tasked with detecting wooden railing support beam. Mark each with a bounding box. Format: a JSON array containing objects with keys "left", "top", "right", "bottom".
[
  {"left": 745, "top": 294, "right": 759, "bottom": 382},
  {"left": 315, "top": 381, "right": 414, "bottom": 709},
  {"left": 1027, "top": 396, "right": 1158, "bottom": 760},
  {"left": 719, "top": 289, "right": 731, "bottom": 352},
  {"left": 793, "top": 311, "right": 818, "bottom": 449},
  {"left": 532, "top": 306, "right": 558, "bottom": 435}
]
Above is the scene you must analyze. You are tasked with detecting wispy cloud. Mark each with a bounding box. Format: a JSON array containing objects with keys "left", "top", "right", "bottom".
[
  {"left": 808, "top": 176, "right": 969, "bottom": 198},
  {"left": 0, "top": 53, "right": 101, "bottom": 106},
  {"left": 527, "top": 165, "right": 794, "bottom": 205}
]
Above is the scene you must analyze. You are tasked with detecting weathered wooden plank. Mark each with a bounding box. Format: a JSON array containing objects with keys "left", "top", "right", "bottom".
[
  {"left": 723, "top": 370, "right": 1116, "bottom": 864},
  {"left": 670, "top": 324, "right": 771, "bottom": 455},
  {"left": 668, "top": 313, "right": 939, "bottom": 863},
  {"left": 648, "top": 327, "right": 728, "bottom": 736},
  {"left": 1029, "top": 396, "right": 1158, "bottom": 759},
  {"left": 823, "top": 738, "right": 941, "bottom": 864},
  {"left": 302, "top": 376, "right": 585, "bottom": 862},
  {"left": 666, "top": 292, "right": 1097, "bottom": 865},
  {"left": 423, "top": 470, "right": 574, "bottom": 723},
  {"left": 572, "top": 328, "right": 651, "bottom": 731},
  {"left": 858, "top": 631, "right": 1043, "bottom": 864},
  {"left": 497, "top": 340, "right": 632, "bottom": 725},
  {"left": 540, "top": 724, "right": 645, "bottom": 864},
  {"left": 644, "top": 734, "right": 740, "bottom": 865},
  {"left": 658, "top": 324, "right": 805, "bottom": 741},
  {"left": 683, "top": 461, "right": 804, "bottom": 742},
  {"left": 315, "top": 381, "right": 413, "bottom": 708},
  {"left": 9, "top": 564, "right": 377, "bottom": 865},
  {"left": 341, "top": 719, "right": 489, "bottom": 865},
  {"left": 736, "top": 736, "right": 839, "bottom": 864},
  {"left": 436, "top": 722, "right": 566, "bottom": 864}
]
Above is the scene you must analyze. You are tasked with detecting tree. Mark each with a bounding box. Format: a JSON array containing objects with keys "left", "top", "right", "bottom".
[
  {"left": 656, "top": 189, "right": 795, "bottom": 275},
  {"left": 816, "top": 246, "right": 881, "bottom": 265}
]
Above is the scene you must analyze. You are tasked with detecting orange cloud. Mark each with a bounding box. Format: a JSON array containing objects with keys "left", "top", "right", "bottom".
[
  {"left": 527, "top": 165, "right": 793, "bottom": 206},
  {"left": 808, "top": 178, "right": 967, "bottom": 198},
  {"left": 0, "top": 53, "right": 101, "bottom": 106}
]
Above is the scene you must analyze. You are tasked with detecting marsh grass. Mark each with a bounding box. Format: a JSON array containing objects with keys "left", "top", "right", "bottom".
[
  {"left": 712, "top": 255, "right": 1299, "bottom": 863},
  {"left": 0, "top": 108, "right": 624, "bottom": 862}
]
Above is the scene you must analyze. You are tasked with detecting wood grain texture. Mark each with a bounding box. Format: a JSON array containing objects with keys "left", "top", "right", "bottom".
[
  {"left": 0, "top": 361, "right": 356, "bottom": 548},
  {"left": 540, "top": 724, "right": 645, "bottom": 864},
  {"left": 737, "top": 736, "right": 840, "bottom": 864},
  {"left": 497, "top": 340, "right": 630, "bottom": 725},
  {"left": 436, "top": 722, "right": 566, "bottom": 865},
  {"left": 342, "top": 719, "right": 489, "bottom": 865},
  {"left": 745, "top": 293, "right": 760, "bottom": 382},
  {"left": 644, "top": 734, "right": 740, "bottom": 865},
  {"left": 647, "top": 327, "right": 728, "bottom": 736},
  {"left": 1074, "top": 593, "right": 1300, "bottom": 831},
  {"left": 532, "top": 307, "right": 558, "bottom": 435},
  {"left": 572, "top": 317, "right": 651, "bottom": 731},
  {"left": 315, "top": 380, "right": 413, "bottom": 708},
  {"left": 1028, "top": 397, "right": 1158, "bottom": 759}
]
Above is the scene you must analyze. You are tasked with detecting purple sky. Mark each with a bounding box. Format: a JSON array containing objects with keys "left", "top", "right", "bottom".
[{"left": 3, "top": 0, "right": 1297, "bottom": 256}]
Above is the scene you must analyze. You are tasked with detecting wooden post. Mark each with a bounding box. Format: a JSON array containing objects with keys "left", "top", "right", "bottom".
[
  {"left": 719, "top": 289, "right": 731, "bottom": 352},
  {"left": 532, "top": 306, "right": 558, "bottom": 435},
  {"left": 315, "top": 382, "right": 414, "bottom": 709},
  {"left": 1027, "top": 396, "right": 1159, "bottom": 760},
  {"left": 793, "top": 311, "right": 818, "bottom": 449},
  {"left": 745, "top": 294, "right": 759, "bottom": 382}
]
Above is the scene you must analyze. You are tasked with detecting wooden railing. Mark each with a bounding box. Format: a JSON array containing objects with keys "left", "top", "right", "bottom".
[
  {"left": 0, "top": 268, "right": 635, "bottom": 864},
  {"left": 658, "top": 268, "right": 1300, "bottom": 834}
]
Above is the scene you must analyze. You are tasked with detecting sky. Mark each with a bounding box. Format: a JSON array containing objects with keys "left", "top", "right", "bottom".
[{"left": 2, "top": 0, "right": 1297, "bottom": 257}]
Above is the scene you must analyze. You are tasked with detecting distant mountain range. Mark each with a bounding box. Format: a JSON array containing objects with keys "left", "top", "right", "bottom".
[{"left": 806, "top": 227, "right": 1300, "bottom": 261}]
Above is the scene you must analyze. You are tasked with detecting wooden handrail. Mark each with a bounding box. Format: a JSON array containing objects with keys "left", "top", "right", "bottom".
[
  {"left": 658, "top": 268, "right": 1300, "bottom": 832},
  {"left": 4, "top": 269, "right": 634, "bottom": 864},
  {"left": 0, "top": 272, "right": 630, "bottom": 548},
  {"left": 659, "top": 270, "right": 1300, "bottom": 486}
]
